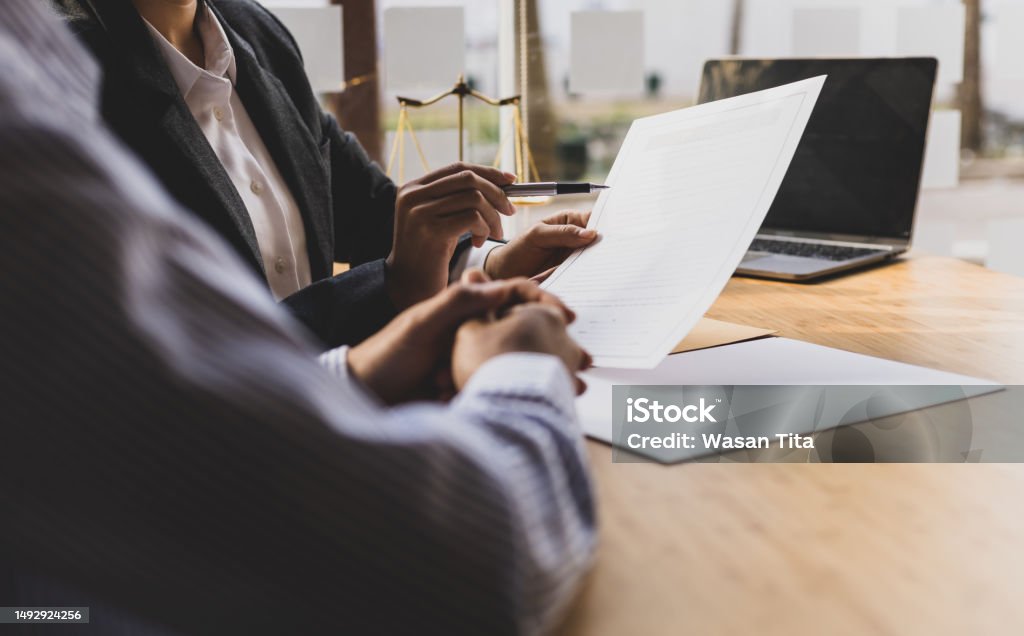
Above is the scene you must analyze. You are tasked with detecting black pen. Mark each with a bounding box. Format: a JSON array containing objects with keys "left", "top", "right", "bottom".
[{"left": 503, "top": 182, "right": 609, "bottom": 197}]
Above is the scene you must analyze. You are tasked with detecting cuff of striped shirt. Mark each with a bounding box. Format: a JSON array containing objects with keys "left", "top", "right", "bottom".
[
  {"left": 457, "top": 352, "right": 579, "bottom": 424},
  {"left": 319, "top": 346, "right": 577, "bottom": 419},
  {"left": 317, "top": 345, "right": 384, "bottom": 408},
  {"left": 448, "top": 240, "right": 504, "bottom": 284}
]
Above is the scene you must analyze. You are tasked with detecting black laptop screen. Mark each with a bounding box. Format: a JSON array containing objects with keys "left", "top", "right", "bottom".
[{"left": 698, "top": 58, "right": 937, "bottom": 241}]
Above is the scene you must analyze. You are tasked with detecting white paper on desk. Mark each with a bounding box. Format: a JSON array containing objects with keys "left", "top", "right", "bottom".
[
  {"left": 574, "top": 337, "right": 1001, "bottom": 458},
  {"left": 541, "top": 76, "right": 825, "bottom": 369}
]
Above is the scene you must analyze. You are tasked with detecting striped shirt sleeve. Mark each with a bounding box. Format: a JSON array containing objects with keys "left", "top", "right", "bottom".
[{"left": 0, "top": 2, "right": 597, "bottom": 634}]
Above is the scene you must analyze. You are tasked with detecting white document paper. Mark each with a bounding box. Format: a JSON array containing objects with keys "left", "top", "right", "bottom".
[
  {"left": 575, "top": 337, "right": 1001, "bottom": 449},
  {"left": 541, "top": 77, "right": 826, "bottom": 369},
  {"left": 569, "top": 11, "right": 645, "bottom": 95}
]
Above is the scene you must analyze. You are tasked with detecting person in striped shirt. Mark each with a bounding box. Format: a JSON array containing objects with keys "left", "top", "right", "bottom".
[{"left": 0, "top": 2, "right": 598, "bottom": 634}]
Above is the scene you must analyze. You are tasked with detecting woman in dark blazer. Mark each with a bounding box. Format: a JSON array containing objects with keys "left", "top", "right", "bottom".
[{"left": 56, "top": 0, "right": 596, "bottom": 348}]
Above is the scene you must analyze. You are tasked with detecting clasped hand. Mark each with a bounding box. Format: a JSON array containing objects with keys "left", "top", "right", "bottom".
[{"left": 348, "top": 270, "right": 592, "bottom": 404}]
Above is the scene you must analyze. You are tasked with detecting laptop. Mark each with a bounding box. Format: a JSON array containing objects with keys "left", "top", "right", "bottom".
[{"left": 698, "top": 58, "right": 938, "bottom": 281}]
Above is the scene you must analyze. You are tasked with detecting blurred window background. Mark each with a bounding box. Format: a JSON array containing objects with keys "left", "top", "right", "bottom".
[{"left": 267, "top": 0, "right": 1024, "bottom": 274}]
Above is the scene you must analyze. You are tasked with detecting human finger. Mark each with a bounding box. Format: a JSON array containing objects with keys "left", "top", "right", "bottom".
[
  {"left": 435, "top": 207, "right": 494, "bottom": 246},
  {"left": 420, "top": 191, "right": 504, "bottom": 241},
  {"left": 409, "top": 169, "right": 515, "bottom": 217},
  {"left": 523, "top": 221, "right": 597, "bottom": 249},
  {"left": 417, "top": 161, "right": 517, "bottom": 189},
  {"left": 543, "top": 209, "right": 591, "bottom": 229}
]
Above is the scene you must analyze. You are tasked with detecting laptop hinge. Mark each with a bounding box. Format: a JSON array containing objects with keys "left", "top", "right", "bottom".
[{"left": 754, "top": 234, "right": 899, "bottom": 252}]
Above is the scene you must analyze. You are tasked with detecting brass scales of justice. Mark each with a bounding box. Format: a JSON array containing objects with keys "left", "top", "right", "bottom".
[{"left": 385, "top": 74, "right": 551, "bottom": 205}]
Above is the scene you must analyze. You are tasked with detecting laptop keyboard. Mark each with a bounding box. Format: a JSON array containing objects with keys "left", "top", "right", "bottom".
[{"left": 749, "top": 238, "right": 887, "bottom": 262}]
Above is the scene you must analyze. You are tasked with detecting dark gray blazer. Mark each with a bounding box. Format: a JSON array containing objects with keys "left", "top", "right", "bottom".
[{"left": 59, "top": 0, "right": 469, "bottom": 348}]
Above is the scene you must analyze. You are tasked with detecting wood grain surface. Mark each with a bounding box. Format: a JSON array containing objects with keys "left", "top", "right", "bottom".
[{"left": 562, "top": 254, "right": 1024, "bottom": 635}]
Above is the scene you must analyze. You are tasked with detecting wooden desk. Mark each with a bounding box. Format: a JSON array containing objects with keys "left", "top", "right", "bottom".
[{"left": 562, "top": 254, "right": 1024, "bottom": 635}]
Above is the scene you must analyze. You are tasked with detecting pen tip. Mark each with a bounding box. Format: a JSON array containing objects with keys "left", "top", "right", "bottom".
[{"left": 595, "top": 184, "right": 610, "bottom": 189}]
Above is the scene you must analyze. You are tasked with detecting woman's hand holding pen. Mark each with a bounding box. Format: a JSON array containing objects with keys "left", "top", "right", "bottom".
[{"left": 386, "top": 162, "right": 517, "bottom": 310}]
